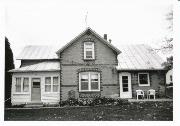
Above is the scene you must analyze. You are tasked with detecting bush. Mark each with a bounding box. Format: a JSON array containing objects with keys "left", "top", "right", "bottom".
[
  {"left": 11, "top": 104, "right": 25, "bottom": 108},
  {"left": 60, "top": 98, "right": 79, "bottom": 107},
  {"left": 59, "top": 97, "right": 129, "bottom": 107}
]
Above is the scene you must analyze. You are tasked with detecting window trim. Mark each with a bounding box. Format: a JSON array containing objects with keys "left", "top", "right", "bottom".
[
  {"left": 79, "top": 72, "right": 100, "bottom": 92},
  {"left": 138, "top": 73, "right": 150, "bottom": 86},
  {"left": 45, "top": 76, "right": 59, "bottom": 93},
  {"left": 84, "top": 42, "right": 95, "bottom": 60},
  {"left": 15, "top": 77, "right": 30, "bottom": 92}
]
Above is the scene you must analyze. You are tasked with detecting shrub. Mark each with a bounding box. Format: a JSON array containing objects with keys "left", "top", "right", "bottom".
[
  {"left": 11, "top": 104, "right": 25, "bottom": 108},
  {"left": 59, "top": 97, "right": 129, "bottom": 107},
  {"left": 60, "top": 98, "right": 79, "bottom": 106}
]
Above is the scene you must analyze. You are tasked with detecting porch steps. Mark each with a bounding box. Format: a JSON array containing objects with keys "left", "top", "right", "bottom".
[{"left": 24, "top": 102, "right": 43, "bottom": 108}]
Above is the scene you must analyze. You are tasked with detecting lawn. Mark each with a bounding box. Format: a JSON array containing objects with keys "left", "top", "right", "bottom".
[{"left": 4, "top": 101, "right": 173, "bottom": 121}]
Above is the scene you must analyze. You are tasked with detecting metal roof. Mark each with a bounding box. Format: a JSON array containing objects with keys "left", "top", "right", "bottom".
[
  {"left": 116, "top": 44, "right": 165, "bottom": 70},
  {"left": 56, "top": 27, "right": 121, "bottom": 54},
  {"left": 9, "top": 61, "right": 60, "bottom": 72},
  {"left": 17, "top": 45, "right": 58, "bottom": 60}
]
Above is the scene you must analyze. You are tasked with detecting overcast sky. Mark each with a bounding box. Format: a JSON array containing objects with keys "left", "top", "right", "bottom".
[{"left": 4, "top": 0, "right": 172, "bottom": 68}]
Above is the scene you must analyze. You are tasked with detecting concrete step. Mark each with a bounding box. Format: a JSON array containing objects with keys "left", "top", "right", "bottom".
[{"left": 24, "top": 102, "right": 43, "bottom": 108}]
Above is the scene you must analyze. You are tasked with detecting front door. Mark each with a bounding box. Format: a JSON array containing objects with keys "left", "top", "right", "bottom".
[
  {"left": 31, "top": 78, "right": 41, "bottom": 102},
  {"left": 119, "top": 72, "right": 132, "bottom": 98}
]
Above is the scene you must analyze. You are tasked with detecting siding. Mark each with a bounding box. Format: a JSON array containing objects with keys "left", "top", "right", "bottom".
[
  {"left": 130, "top": 71, "right": 166, "bottom": 98},
  {"left": 11, "top": 72, "right": 60, "bottom": 105}
]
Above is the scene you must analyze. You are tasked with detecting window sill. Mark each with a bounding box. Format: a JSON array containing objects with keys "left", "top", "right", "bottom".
[
  {"left": 138, "top": 84, "right": 150, "bottom": 87},
  {"left": 84, "top": 58, "right": 95, "bottom": 61},
  {"left": 44, "top": 92, "right": 60, "bottom": 94},
  {"left": 79, "top": 90, "right": 100, "bottom": 92},
  {"left": 13, "top": 92, "right": 30, "bottom": 95}
]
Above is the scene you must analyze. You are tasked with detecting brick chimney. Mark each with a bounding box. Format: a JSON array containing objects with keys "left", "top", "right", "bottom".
[{"left": 104, "top": 34, "right": 107, "bottom": 40}]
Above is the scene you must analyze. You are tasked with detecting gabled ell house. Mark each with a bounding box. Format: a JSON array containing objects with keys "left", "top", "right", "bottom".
[{"left": 9, "top": 28, "right": 166, "bottom": 105}]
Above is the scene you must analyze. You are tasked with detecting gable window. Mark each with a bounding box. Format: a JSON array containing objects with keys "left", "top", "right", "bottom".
[
  {"left": 45, "top": 77, "right": 59, "bottom": 92},
  {"left": 138, "top": 73, "right": 150, "bottom": 86},
  {"left": 84, "top": 42, "right": 95, "bottom": 60},
  {"left": 79, "top": 72, "right": 100, "bottom": 92},
  {"left": 15, "top": 77, "right": 29, "bottom": 92}
]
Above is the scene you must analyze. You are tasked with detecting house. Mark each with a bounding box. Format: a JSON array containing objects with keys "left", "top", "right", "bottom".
[
  {"left": 166, "top": 69, "right": 173, "bottom": 86},
  {"left": 9, "top": 28, "right": 166, "bottom": 105},
  {"left": 165, "top": 69, "right": 173, "bottom": 98}
]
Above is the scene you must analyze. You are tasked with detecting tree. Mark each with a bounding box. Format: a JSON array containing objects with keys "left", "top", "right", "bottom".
[
  {"left": 155, "top": 7, "right": 173, "bottom": 54},
  {"left": 162, "top": 56, "right": 173, "bottom": 70},
  {"left": 5, "top": 37, "right": 15, "bottom": 107}
]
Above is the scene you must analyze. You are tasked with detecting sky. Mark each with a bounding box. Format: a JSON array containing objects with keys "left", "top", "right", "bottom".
[{"left": 4, "top": 0, "right": 172, "bottom": 68}]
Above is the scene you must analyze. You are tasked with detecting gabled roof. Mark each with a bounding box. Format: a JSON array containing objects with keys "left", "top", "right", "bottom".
[
  {"left": 17, "top": 45, "right": 58, "bottom": 60},
  {"left": 56, "top": 27, "right": 121, "bottom": 54},
  {"left": 116, "top": 44, "right": 165, "bottom": 70},
  {"left": 9, "top": 61, "right": 60, "bottom": 72}
]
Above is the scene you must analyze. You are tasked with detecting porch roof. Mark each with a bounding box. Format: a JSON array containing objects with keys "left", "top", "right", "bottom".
[
  {"left": 116, "top": 44, "right": 165, "bottom": 71},
  {"left": 9, "top": 61, "right": 60, "bottom": 72},
  {"left": 16, "top": 45, "right": 59, "bottom": 60}
]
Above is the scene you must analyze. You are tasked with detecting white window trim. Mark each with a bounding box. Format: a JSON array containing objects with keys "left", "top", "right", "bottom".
[
  {"left": 45, "top": 76, "right": 59, "bottom": 93},
  {"left": 15, "top": 77, "right": 30, "bottom": 93},
  {"left": 79, "top": 72, "right": 100, "bottom": 92},
  {"left": 84, "top": 42, "right": 95, "bottom": 60},
  {"left": 52, "top": 76, "right": 59, "bottom": 92},
  {"left": 138, "top": 73, "right": 150, "bottom": 86}
]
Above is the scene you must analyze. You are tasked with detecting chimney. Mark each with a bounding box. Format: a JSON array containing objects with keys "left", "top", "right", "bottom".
[
  {"left": 104, "top": 34, "right": 107, "bottom": 40},
  {"left": 109, "top": 39, "right": 112, "bottom": 43}
]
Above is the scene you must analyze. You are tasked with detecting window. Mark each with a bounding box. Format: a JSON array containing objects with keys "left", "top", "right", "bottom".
[
  {"left": 45, "top": 77, "right": 59, "bottom": 92},
  {"left": 23, "top": 78, "right": 29, "bottom": 92},
  {"left": 170, "top": 75, "right": 173, "bottom": 82},
  {"left": 15, "top": 78, "right": 21, "bottom": 92},
  {"left": 84, "top": 42, "right": 95, "bottom": 60},
  {"left": 15, "top": 77, "right": 29, "bottom": 92},
  {"left": 79, "top": 72, "right": 100, "bottom": 92},
  {"left": 53, "top": 77, "right": 59, "bottom": 92},
  {"left": 122, "top": 76, "right": 128, "bottom": 92},
  {"left": 138, "top": 73, "right": 150, "bottom": 86},
  {"left": 45, "top": 77, "right": 51, "bottom": 92}
]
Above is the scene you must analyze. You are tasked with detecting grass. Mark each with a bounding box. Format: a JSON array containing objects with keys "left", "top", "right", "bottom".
[{"left": 4, "top": 101, "right": 173, "bottom": 121}]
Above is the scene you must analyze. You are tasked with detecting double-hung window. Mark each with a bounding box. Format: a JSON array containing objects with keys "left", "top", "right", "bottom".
[
  {"left": 15, "top": 78, "right": 21, "bottom": 92},
  {"left": 23, "top": 78, "right": 29, "bottom": 92},
  {"left": 84, "top": 42, "right": 95, "bottom": 60},
  {"left": 45, "top": 77, "right": 59, "bottom": 92},
  {"left": 15, "top": 77, "right": 29, "bottom": 92},
  {"left": 53, "top": 77, "right": 59, "bottom": 92},
  {"left": 79, "top": 72, "right": 100, "bottom": 92},
  {"left": 45, "top": 77, "right": 51, "bottom": 92},
  {"left": 138, "top": 73, "right": 150, "bottom": 86}
]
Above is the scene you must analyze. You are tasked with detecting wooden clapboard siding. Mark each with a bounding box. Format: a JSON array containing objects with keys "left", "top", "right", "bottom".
[{"left": 11, "top": 71, "right": 60, "bottom": 105}]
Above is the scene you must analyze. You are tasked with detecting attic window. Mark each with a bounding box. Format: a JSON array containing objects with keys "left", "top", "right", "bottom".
[{"left": 84, "top": 42, "right": 95, "bottom": 60}]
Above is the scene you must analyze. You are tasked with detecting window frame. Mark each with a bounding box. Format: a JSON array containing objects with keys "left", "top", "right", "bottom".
[
  {"left": 79, "top": 72, "right": 100, "bottom": 92},
  {"left": 138, "top": 73, "right": 150, "bottom": 86},
  {"left": 52, "top": 77, "right": 59, "bottom": 92},
  {"left": 15, "top": 77, "right": 30, "bottom": 93},
  {"left": 45, "top": 76, "right": 59, "bottom": 93},
  {"left": 45, "top": 77, "right": 52, "bottom": 92},
  {"left": 23, "top": 77, "right": 29, "bottom": 92},
  {"left": 84, "top": 42, "right": 95, "bottom": 60},
  {"left": 170, "top": 75, "right": 173, "bottom": 82}
]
